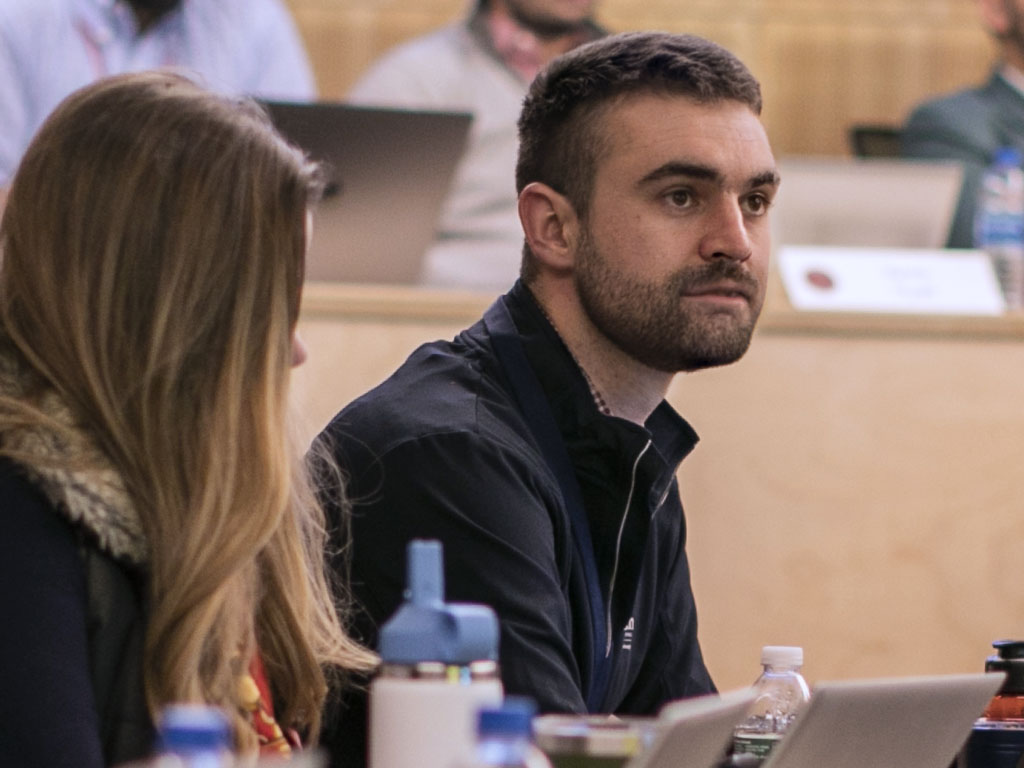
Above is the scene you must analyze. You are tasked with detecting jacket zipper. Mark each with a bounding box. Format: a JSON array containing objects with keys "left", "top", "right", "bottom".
[{"left": 605, "top": 439, "right": 652, "bottom": 658}]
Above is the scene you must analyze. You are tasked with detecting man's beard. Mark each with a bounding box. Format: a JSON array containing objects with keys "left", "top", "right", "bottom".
[
  {"left": 504, "top": 1, "right": 590, "bottom": 39},
  {"left": 1003, "top": 0, "right": 1024, "bottom": 56},
  {"left": 127, "top": 0, "right": 183, "bottom": 16},
  {"left": 574, "top": 227, "right": 763, "bottom": 374}
]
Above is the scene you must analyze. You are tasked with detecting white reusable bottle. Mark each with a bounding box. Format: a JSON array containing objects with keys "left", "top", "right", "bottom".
[{"left": 368, "top": 540, "right": 503, "bottom": 768}]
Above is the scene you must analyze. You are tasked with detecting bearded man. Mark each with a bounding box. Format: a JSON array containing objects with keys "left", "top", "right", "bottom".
[
  {"left": 317, "top": 30, "right": 780, "bottom": 768},
  {"left": 0, "top": 0, "right": 315, "bottom": 190},
  {"left": 902, "top": 0, "right": 1024, "bottom": 247},
  {"left": 346, "top": 0, "right": 606, "bottom": 289}
]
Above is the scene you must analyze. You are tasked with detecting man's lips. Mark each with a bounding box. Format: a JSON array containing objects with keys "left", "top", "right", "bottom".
[{"left": 682, "top": 281, "right": 756, "bottom": 302}]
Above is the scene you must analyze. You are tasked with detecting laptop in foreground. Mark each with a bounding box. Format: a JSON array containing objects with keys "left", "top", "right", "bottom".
[
  {"left": 762, "top": 673, "right": 1003, "bottom": 768},
  {"left": 631, "top": 689, "right": 758, "bottom": 768}
]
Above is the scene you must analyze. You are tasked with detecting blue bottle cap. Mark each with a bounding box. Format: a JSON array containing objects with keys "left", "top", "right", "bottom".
[
  {"left": 478, "top": 697, "right": 537, "bottom": 738},
  {"left": 994, "top": 147, "right": 1022, "bottom": 168},
  {"left": 378, "top": 540, "right": 499, "bottom": 665},
  {"left": 157, "top": 704, "right": 230, "bottom": 753}
]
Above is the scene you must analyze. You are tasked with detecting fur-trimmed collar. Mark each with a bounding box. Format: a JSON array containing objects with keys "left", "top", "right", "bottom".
[{"left": 0, "top": 342, "right": 148, "bottom": 565}]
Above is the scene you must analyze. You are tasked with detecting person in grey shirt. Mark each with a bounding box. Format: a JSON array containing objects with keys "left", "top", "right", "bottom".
[{"left": 347, "top": 0, "right": 604, "bottom": 289}]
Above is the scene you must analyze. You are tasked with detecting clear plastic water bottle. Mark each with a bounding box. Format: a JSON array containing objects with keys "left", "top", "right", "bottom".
[
  {"left": 469, "top": 698, "right": 551, "bottom": 768},
  {"left": 154, "top": 704, "right": 233, "bottom": 768},
  {"left": 974, "top": 146, "right": 1024, "bottom": 311},
  {"left": 732, "top": 646, "right": 811, "bottom": 761}
]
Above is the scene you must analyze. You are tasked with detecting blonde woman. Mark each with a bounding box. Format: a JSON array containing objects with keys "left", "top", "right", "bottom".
[{"left": 0, "top": 72, "right": 376, "bottom": 766}]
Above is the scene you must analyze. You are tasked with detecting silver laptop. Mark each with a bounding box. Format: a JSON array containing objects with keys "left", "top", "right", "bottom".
[
  {"left": 772, "top": 156, "right": 964, "bottom": 250},
  {"left": 261, "top": 101, "right": 472, "bottom": 283},
  {"left": 761, "top": 673, "right": 1003, "bottom": 768},
  {"left": 628, "top": 689, "right": 757, "bottom": 768}
]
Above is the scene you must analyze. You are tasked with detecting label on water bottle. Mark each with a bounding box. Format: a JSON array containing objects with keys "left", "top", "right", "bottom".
[
  {"left": 978, "top": 211, "right": 1024, "bottom": 246},
  {"left": 733, "top": 732, "right": 783, "bottom": 759}
]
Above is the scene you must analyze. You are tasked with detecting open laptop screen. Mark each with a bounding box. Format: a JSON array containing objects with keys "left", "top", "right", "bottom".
[
  {"left": 771, "top": 157, "right": 964, "bottom": 250},
  {"left": 761, "top": 673, "right": 1002, "bottom": 768},
  {"left": 261, "top": 101, "right": 472, "bottom": 284}
]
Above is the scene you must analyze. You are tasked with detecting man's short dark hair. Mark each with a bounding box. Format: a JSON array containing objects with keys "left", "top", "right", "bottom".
[{"left": 515, "top": 31, "right": 763, "bottom": 279}]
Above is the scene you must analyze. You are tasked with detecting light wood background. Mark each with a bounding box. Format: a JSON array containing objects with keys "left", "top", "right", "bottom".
[
  {"left": 291, "top": 281, "right": 1024, "bottom": 693},
  {"left": 283, "top": 0, "right": 997, "bottom": 156}
]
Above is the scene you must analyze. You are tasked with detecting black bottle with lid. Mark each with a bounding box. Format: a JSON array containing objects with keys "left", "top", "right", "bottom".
[
  {"left": 982, "top": 640, "right": 1024, "bottom": 721},
  {"left": 961, "top": 640, "right": 1024, "bottom": 768}
]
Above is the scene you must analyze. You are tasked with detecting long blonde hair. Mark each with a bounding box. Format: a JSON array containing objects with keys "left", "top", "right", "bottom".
[{"left": 0, "top": 72, "right": 376, "bottom": 748}]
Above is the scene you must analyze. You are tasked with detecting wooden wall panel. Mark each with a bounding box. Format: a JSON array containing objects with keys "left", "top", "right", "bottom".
[
  {"left": 288, "top": 0, "right": 465, "bottom": 98},
  {"left": 753, "top": 8, "right": 991, "bottom": 154},
  {"left": 677, "top": 331, "right": 1024, "bottom": 689},
  {"left": 284, "top": 0, "right": 995, "bottom": 155}
]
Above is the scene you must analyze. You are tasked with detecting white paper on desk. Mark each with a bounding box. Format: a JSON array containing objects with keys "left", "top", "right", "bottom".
[{"left": 777, "top": 245, "right": 1007, "bottom": 315}]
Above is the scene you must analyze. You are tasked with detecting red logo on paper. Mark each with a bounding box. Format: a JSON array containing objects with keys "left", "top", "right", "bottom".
[{"left": 805, "top": 269, "right": 835, "bottom": 291}]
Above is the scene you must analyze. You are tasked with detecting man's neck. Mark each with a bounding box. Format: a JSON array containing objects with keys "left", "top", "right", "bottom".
[
  {"left": 1000, "top": 59, "right": 1024, "bottom": 96},
  {"left": 132, "top": 8, "right": 158, "bottom": 31},
  {"left": 125, "top": 1, "right": 177, "bottom": 33},
  {"left": 527, "top": 281, "right": 673, "bottom": 426}
]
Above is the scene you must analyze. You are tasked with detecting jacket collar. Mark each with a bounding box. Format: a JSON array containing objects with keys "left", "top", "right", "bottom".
[
  {"left": 499, "top": 280, "right": 699, "bottom": 476},
  {"left": 0, "top": 338, "right": 148, "bottom": 565},
  {"left": 988, "top": 67, "right": 1024, "bottom": 111}
]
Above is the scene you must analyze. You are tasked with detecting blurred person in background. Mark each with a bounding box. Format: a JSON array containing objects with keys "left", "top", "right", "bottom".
[
  {"left": 901, "top": 0, "right": 1024, "bottom": 247},
  {"left": 0, "top": 0, "right": 316, "bottom": 190},
  {"left": 0, "top": 72, "right": 375, "bottom": 767},
  {"left": 347, "top": 0, "right": 605, "bottom": 289}
]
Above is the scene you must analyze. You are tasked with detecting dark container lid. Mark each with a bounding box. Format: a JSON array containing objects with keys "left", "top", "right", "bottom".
[{"left": 986, "top": 640, "right": 1024, "bottom": 695}]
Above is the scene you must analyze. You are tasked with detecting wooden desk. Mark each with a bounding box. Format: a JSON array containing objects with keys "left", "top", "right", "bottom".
[{"left": 294, "top": 278, "right": 1024, "bottom": 690}]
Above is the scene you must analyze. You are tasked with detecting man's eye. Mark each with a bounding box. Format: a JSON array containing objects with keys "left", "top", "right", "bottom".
[
  {"left": 744, "top": 193, "right": 771, "bottom": 215},
  {"left": 667, "top": 189, "right": 693, "bottom": 207}
]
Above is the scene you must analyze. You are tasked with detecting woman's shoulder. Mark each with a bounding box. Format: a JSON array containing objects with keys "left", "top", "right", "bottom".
[
  {"left": 0, "top": 455, "right": 89, "bottom": 584},
  {"left": 0, "top": 454, "right": 59, "bottom": 516},
  {"left": 0, "top": 454, "right": 116, "bottom": 768}
]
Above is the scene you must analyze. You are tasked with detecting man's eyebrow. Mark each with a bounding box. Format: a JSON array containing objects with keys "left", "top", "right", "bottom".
[
  {"left": 749, "top": 170, "right": 781, "bottom": 189},
  {"left": 639, "top": 162, "right": 720, "bottom": 185},
  {"left": 638, "top": 163, "right": 781, "bottom": 189}
]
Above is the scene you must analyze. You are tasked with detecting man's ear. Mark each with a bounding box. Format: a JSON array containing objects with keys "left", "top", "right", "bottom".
[
  {"left": 518, "top": 182, "right": 580, "bottom": 272},
  {"left": 977, "top": 0, "right": 1011, "bottom": 36}
]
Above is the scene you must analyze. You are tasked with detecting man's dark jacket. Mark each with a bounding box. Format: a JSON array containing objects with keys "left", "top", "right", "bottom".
[{"left": 319, "top": 281, "right": 714, "bottom": 768}]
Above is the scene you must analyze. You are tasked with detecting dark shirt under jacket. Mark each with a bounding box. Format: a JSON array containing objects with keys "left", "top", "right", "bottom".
[{"left": 318, "top": 280, "right": 714, "bottom": 768}]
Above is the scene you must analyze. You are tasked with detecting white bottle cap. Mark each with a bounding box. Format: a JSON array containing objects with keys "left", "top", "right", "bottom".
[{"left": 761, "top": 645, "right": 803, "bottom": 667}]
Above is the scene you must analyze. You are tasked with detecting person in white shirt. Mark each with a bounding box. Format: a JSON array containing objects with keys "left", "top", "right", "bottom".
[{"left": 0, "top": 0, "right": 316, "bottom": 189}]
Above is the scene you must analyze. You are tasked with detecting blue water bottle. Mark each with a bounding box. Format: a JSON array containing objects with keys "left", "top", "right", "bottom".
[
  {"left": 156, "top": 704, "right": 232, "bottom": 768},
  {"left": 473, "top": 698, "right": 550, "bottom": 768},
  {"left": 974, "top": 146, "right": 1024, "bottom": 311}
]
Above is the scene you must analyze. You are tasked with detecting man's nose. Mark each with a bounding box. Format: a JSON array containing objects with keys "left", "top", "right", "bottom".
[{"left": 698, "top": 198, "right": 753, "bottom": 262}]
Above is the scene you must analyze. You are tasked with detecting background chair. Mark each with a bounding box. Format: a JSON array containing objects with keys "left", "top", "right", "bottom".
[{"left": 848, "top": 124, "right": 904, "bottom": 158}]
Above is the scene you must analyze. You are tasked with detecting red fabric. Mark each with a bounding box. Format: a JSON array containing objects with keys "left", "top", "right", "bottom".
[{"left": 245, "top": 654, "right": 297, "bottom": 757}]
